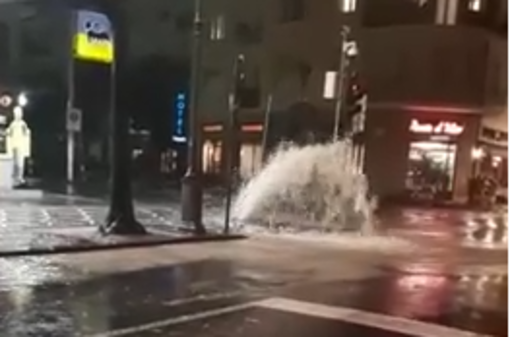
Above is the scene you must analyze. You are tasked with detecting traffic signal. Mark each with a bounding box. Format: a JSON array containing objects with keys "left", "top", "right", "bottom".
[{"left": 345, "top": 75, "right": 367, "bottom": 134}]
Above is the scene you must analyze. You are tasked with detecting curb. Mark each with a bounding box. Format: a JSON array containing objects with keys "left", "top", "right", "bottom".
[{"left": 0, "top": 233, "right": 246, "bottom": 258}]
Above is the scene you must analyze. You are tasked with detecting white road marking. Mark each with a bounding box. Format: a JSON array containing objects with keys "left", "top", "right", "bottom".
[
  {"left": 87, "top": 295, "right": 495, "bottom": 337},
  {"left": 256, "top": 297, "right": 493, "bottom": 337},
  {"left": 87, "top": 301, "right": 257, "bottom": 337}
]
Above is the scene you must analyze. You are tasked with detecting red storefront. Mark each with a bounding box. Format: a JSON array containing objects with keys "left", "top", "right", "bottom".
[{"left": 365, "top": 106, "right": 480, "bottom": 201}]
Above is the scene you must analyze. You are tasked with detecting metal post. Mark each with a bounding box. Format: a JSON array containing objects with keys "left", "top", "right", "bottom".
[
  {"left": 66, "top": 12, "right": 76, "bottom": 192},
  {"left": 109, "top": 38, "right": 117, "bottom": 178},
  {"left": 223, "top": 54, "right": 243, "bottom": 234},
  {"left": 332, "top": 26, "right": 350, "bottom": 140},
  {"left": 261, "top": 94, "right": 273, "bottom": 161},
  {"left": 223, "top": 93, "right": 235, "bottom": 234},
  {"left": 181, "top": 0, "right": 206, "bottom": 234}
]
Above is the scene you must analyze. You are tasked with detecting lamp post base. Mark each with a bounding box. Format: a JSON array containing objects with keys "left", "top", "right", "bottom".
[{"left": 181, "top": 172, "right": 206, "bottom": 235}]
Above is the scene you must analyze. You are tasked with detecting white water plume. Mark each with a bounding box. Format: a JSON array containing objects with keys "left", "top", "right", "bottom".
[{"left": 232, "top": 140, "right": 377, "bottom": 234}]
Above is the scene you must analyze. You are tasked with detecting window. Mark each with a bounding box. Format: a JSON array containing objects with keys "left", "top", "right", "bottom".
[
  {"left": 468, "top": 0, "right": 483, "bottom": 12},
  {"left": 202, "top": 140, "right": 222, "bottom": 174},
  {"left": 280, "top": 0, "right": 305, "bottom": 22},
  {"left": 240, "top": 143, "right": 263, "bottom": 179},
  {"left": 210, "top": 15, "right": 226, "bottom": 40},
  {"left": 341, "top": 0, "right": 357, "bottom": 13}
]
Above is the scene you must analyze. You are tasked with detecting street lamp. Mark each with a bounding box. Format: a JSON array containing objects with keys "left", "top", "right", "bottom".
[
  {"left": 181, "top": 0, "right": 206, "bottom": 235},
  {"left": 471, "top": 147, "right": 484, "bottom": 160},
  {"left": 17, "top": 93, "right": 28, "bottom": 108}
]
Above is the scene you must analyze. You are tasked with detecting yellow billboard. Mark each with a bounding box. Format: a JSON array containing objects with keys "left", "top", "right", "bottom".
[{"left": 73, "top": 10, "right": 114, "bottom": 64}]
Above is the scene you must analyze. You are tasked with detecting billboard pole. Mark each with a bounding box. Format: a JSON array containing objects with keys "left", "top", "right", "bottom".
[{"left": 66, "top": 12, "right": 77, "bottom": 193}]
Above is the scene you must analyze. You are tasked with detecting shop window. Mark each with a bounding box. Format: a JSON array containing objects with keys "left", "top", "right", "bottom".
[
  {"left": 210, "top": 15, "right": 226, "bottom": 40},
  {"left": 481, "top": 127, "right": 508, "bottom": 144},
  {"left": 340, "top": 0, "right": 357, "bottom": 13},
  {"left": 240, "top": 143, "right": 263, "bottom": 180},
  {"left": 203, "top": 140, "right": 222, "bottom": 174},
  {"left": 406, "top": 141, "right": 457, "bottom": 199},
  {"left": 468, "top": 0, "right": 484, "bottom": 12}
]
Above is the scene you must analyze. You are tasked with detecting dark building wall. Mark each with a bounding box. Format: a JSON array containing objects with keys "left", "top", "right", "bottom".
[
  {"left": 365, "top": 107, "right": 410, "bottom": 197},
  {"left": 361, "top": 0, "right": 438, "bottom": 27},
  {"left": 359, "top": 26, "right": 489, "bottom": 107}
]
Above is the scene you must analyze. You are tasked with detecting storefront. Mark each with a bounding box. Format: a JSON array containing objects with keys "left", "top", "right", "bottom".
[
  {"left": 473, "top": 112, "right": 508, "bottom": 194},
  {"left": 365, "top": 107, "right": 479, "bottom": 201},
  {"left": 201, "top": 123, "right": 264, "bottom": 181},
  {"left": 405, "top": 118, "right": 465, "bottom": 199}
]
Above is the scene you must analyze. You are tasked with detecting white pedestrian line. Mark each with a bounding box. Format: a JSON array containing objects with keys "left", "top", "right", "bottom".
[
  {"left": 256, "top": 297, "right": 492, "bottom": 337},
  {"left": 87, "top": 301, "right": 257, "bottom": 337},
  {"left": 86, "top": 295, "right": 495, "bottom": 337}
]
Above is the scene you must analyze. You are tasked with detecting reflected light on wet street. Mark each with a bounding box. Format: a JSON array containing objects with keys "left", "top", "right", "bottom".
[
  {"left": 0, "top": 257, "right": 68, "bottom": 290},
  {"left": 387, "top": 273, "right": 452, "bottom": 318}
]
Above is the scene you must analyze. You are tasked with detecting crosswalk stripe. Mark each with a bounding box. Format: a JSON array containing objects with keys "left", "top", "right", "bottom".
[
  {"left": 87, "top": 301, "right": 258, "bottom": 337},
  {"left": 255, "top": 297, "right": 492, "bottom": 337}
]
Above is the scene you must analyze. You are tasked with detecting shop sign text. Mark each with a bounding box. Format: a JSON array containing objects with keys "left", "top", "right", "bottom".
[{"left": 409, "top": 119, "right": 464, "bottom": 135}]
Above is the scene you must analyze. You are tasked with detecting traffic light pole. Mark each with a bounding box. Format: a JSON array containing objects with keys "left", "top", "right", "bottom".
[
  {"left": 181, "top": 0, "right": 206, "bottom": 235},
  {"left": 332, "top": 26, "right": 351, "bottom": 140}
]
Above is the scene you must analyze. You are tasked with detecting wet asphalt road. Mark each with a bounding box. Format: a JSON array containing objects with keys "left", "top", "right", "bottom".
[
  {"left": 0, "top": 197, "right": 506, "bottom": 337},
  {"left": 0, "top": 257, "right": 506, "bottom": 337}
]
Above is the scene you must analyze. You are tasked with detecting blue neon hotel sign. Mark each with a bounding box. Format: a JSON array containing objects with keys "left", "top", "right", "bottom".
[{"left": 172, "top": 92, "right": 187, "bottom": 143}]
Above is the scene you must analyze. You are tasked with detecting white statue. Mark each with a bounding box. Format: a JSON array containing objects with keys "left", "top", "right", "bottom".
[{"left": 7, "top": 106, "right": 31, "bottom": 186}]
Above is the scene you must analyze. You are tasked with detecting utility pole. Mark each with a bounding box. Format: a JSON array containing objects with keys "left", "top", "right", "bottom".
[{"left": 181, "top": 0, "right": 206, "bottom": 235}]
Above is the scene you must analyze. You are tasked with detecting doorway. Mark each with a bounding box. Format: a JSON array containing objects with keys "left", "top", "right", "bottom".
[{"left": 406, "top": 141, "right": 457, "bottom": 199}]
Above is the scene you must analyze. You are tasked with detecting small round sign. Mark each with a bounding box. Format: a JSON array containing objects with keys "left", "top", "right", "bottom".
[{"left": 0, "top": 94, "right": 13, "bottom": 108}]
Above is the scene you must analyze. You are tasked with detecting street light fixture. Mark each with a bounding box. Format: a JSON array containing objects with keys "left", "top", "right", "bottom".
[
  {"left": 17, "top": 93, "right": 28, "bottom": 107},
  {"left": 471, "top": 147, "right": 484, "bottom": 160}
]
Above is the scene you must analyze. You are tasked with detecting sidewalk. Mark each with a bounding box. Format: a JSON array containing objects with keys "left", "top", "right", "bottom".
[
  {"left": 39, "top": 179, "right": 228, "bottom": 205},
  {"left": 0, "top": 198, "right": 242, "bottom": 257}
]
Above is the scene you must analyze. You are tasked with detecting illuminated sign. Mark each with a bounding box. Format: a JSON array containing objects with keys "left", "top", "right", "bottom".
[
  {"left": 172, "top": 92, "right": 187, "bottom": 143},
  {"left": 409, "top": 119, "right": 464, "bottom": 135},
  {"left": 74, "top": 10, "right": 114, "bottom": 64}
]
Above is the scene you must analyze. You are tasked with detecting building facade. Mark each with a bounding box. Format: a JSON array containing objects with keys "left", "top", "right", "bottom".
[
  {"left": 0, "top": 0, "right": 196, "bottom": 179},
  {"left": 199, "top": 0, "right": 507, "bottom": 200}
]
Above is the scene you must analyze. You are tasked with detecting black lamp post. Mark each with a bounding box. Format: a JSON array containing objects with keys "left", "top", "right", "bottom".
[
  {"left": 180, "top": 0, "right": 206, "bottom": 235},
  {"left": 100, "top": 3, "right": 146, "bottom": 235}
]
